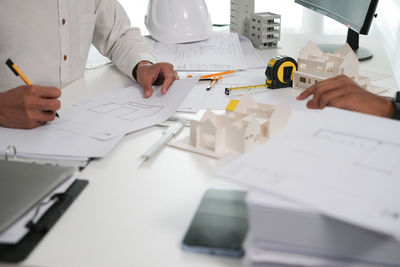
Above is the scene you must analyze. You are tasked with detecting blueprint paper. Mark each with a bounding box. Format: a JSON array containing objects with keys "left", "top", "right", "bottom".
[
  {"left": 178, "top": 73, "right": 266, "bottom": 112},
  {"left": 239, "top": 35, "right": 265, "bottom": 69},
  {"left": 0, "top": 78, "right": 197, "bottom": 159},
  {"left": 148, "top": 32, "right": 246, "bottom": 71},
  {"left": 0, "top": 125, "right": 122, "bottom": 159},
  {"left": 49, "top": 78, "right": 198, "bottom": 140},
  {"left": 215, "top": 108, "right": 400, "bottom": 239},
  {"left": 177, "top": 73, "right": 307, "bottom": 112}
]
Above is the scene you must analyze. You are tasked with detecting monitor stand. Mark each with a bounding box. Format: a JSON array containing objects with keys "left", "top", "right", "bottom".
[{"left": 318, "top": 28, "right": 373, "bottom": 61}]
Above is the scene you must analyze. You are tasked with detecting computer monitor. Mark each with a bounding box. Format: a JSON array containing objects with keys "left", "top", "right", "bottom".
[{"left": 295, "top": 0, "right": 379, "bottom": 61}]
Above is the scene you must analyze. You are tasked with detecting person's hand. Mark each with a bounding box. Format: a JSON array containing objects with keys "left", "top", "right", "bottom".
[
  {"left": 0, "top": 85, "right": 61, "bottom": 129},
  {"left": 296, "top": 75, "right": 395, "bottom": 118},
  {"left": 135, "top": 61, "right": 179, "bottom": 98}
]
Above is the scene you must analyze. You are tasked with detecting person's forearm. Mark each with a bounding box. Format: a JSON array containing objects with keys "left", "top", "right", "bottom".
[
  {"left": 382, "top": 97, "right": 395, "bottom": 118},
  {"left": 0, "top": 92, "right": 5, "bottom": 126},
  {"left": 92, "top": 0, "right": 156, "bottom": 78}
]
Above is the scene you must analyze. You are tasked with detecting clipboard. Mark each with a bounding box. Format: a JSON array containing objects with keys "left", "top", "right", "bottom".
[
  {"left": 2, "top": 144, "right": 89, "bottom": 170},
  {"left": 0, "top": 178, "right": 88, "bottom": 263}
]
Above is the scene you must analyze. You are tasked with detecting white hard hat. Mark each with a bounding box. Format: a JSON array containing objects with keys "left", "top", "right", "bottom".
[{"left": 145, "top": 0, "right": 213, "bottom": 44}]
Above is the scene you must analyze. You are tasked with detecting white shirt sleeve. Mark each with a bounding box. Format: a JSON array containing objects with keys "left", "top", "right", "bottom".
[{"left": 92, "top": 0, "right": 156, "bottom": 79}]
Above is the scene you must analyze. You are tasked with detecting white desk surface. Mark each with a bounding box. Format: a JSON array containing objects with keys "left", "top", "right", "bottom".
[{"left": 19, "top": 32, "right": 398, "bottom": 267}]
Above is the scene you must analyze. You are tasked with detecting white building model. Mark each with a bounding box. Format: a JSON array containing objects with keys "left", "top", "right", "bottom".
[
  {"left": 170, "top": 94, "right": 291, "bottom": 158},
  {"left": 230, "top": 0, "right": 281, "bottom": 49},
  {"left": 293, "top": 41, "right": 371, "bottom": 91},
  {"left": 230, "top": 0, "right": 254, "bottom": 37},
  {"left": 249, "top": 12, "right": 281, "bottom": 49}
]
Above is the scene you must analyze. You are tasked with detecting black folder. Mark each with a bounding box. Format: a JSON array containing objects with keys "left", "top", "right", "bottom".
[{"left": 0, "top": 179, "right": 88, "bottom": 263}]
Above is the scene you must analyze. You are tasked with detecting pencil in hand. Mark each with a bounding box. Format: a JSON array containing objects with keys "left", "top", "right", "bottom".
[{"left": 6, "top": 58, "right": 60, "bottom": 118}]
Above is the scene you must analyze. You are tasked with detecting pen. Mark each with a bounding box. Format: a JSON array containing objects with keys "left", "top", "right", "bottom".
[
  {"left": 6, "top": 59, "right": 59, "bottom": 118},
  {"left": 138, "top": 121, "right": 185, "bottom": 165},
  {"left": 206, "top": 79, "right": 219, "bottom": 91},
  {"left": 199, "top": 76, "right": 223, "bottom": 82},
  {"left": 199, "top": 78, "right": 218, "bottom": 81}
]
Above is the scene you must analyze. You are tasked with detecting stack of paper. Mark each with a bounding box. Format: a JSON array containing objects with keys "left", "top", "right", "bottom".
[
  {"left": 149, "top": 32, "right": 264, "bottom": 71},
  {"left": 244, "top": 192, "right": 400, "bottom": 267},
  {"left": 215, "top": 108, "right": 400, "bottom": 266},
  {"left": 0, "top": 78, "right": 198, "bottom": 166}
]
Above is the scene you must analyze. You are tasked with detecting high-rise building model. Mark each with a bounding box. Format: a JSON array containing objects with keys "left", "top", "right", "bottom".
[
  {"left": 230, "top": 0, "right": 281, "bottom": 49},
  {"left": 230, "top": 0, "right": 254, "bottom": 36},
  {"left": 249, "top": 12, "right": 281, "bottom": 49}
]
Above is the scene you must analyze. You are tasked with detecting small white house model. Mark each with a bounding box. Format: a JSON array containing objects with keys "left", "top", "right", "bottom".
[
  {"left": 293, "top": 41, "right": 371, "bottom": 91},
  {"left": 249, "top": 12, "right": 281, "bottom": 49},
  {"left": 170, "top": 94, "right": 291, "bottom": 158}
]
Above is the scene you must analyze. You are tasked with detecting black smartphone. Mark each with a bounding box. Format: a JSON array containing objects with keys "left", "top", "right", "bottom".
[{"left": 182, "top": 189, "right": 248, "bottom": 258}]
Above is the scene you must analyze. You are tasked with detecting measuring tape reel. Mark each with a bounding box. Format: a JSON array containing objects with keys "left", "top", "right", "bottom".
[
  {"left": 225, "top": 55, "right": 298, "bottom": 96},
  {"left": 265, "top": 56, "right": 298, "bottom": 89}
]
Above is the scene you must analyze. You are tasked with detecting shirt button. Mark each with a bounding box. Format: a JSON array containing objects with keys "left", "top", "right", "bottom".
[
  {"left": 62, "top": 19, "right": 66, "bottom": 25},
  {"left": 64, "top": 55, "right": 68, "bottom": 61}
]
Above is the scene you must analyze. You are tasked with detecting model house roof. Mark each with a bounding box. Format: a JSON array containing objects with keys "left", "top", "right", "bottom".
[
  {"left": 201, "top": 110, "right": 234, "bottom": 127},
  {"left": 234, "top": 93, "right": 257, "bottom": 113},
  {"left": 335, "top": 43, "right": 357, "bottom": 60},
  {"left": 299, "top": 41, "right": 323, "bottom": 59},
  {"left": 299, "top": 41, "right": 357, "bottom": 64},
  {"left": 297, "top": 41, "right": 360, "bottom": 79}
]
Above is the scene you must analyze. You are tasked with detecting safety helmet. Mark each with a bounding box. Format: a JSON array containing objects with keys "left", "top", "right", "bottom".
[{"left": 145, "top": 0, "right": 213, "bottom": 44}]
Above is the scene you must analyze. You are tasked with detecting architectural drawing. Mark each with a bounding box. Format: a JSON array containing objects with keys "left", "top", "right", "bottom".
[
  {"left": 314, "top": 129, "right": 400, "bottom": 175},
  {"left": 170, "top": 93, "right": 291, "bottom": 158},
  {"left": 215, "top": 107, "right": 400, "bottom": 240},
  {"left": 293, "top": 41, "right": 371, "bottom": 91},
  {"left": 147, "top": 32, "right": 245, "bottom": 71},
  {"left": 249, "top": 12, "right": 281, "bottom": 49},
  {"left": 49, "top": 78, "right": 198, "bottom": 141},
  {"left": 88, "top": 102, "right": 163, "bottom": 122}
]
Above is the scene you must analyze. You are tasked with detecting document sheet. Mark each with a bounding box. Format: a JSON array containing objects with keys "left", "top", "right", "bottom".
[
  {"left": 245, "top": 244, "right": 379, "bottom": 267},
  {"left": 178, "top": 73, "right": 307, "bottom": 112},
  {"left": 50, "top": 78, "right": 198, "bottom": 140},
  {"left": 0, "top": 126, "right": 122, "bottom": 159},
  {"left": 215, "top": 108, "right": 400, "bottom": 239},
  {"left": 239, "top": 35, "right": 265, "bottom": 69},
  {"left": 148, "top": 32, "right": 246, "bottom": 71},
  {"left": 0, "top": 78, "right": 197, "bottom": 159}
]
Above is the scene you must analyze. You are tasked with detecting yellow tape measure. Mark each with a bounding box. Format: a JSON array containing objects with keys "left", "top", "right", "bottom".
[
  {"left": 265, "top": 55, "right": 297, "bottom": 89},
  {"left": 224, "top": 84, "right": 269, "bottom": 95},
  {"left": 225, "top": 56, "right": 297, "bottom": 95}
]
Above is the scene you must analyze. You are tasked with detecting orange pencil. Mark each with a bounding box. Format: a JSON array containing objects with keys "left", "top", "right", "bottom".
[
  {"left": 199, "top": 70, "right": 235, "bottom": 79},
  {"left": 187, "top": 70, "right": 235, "bottom": 79}
]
